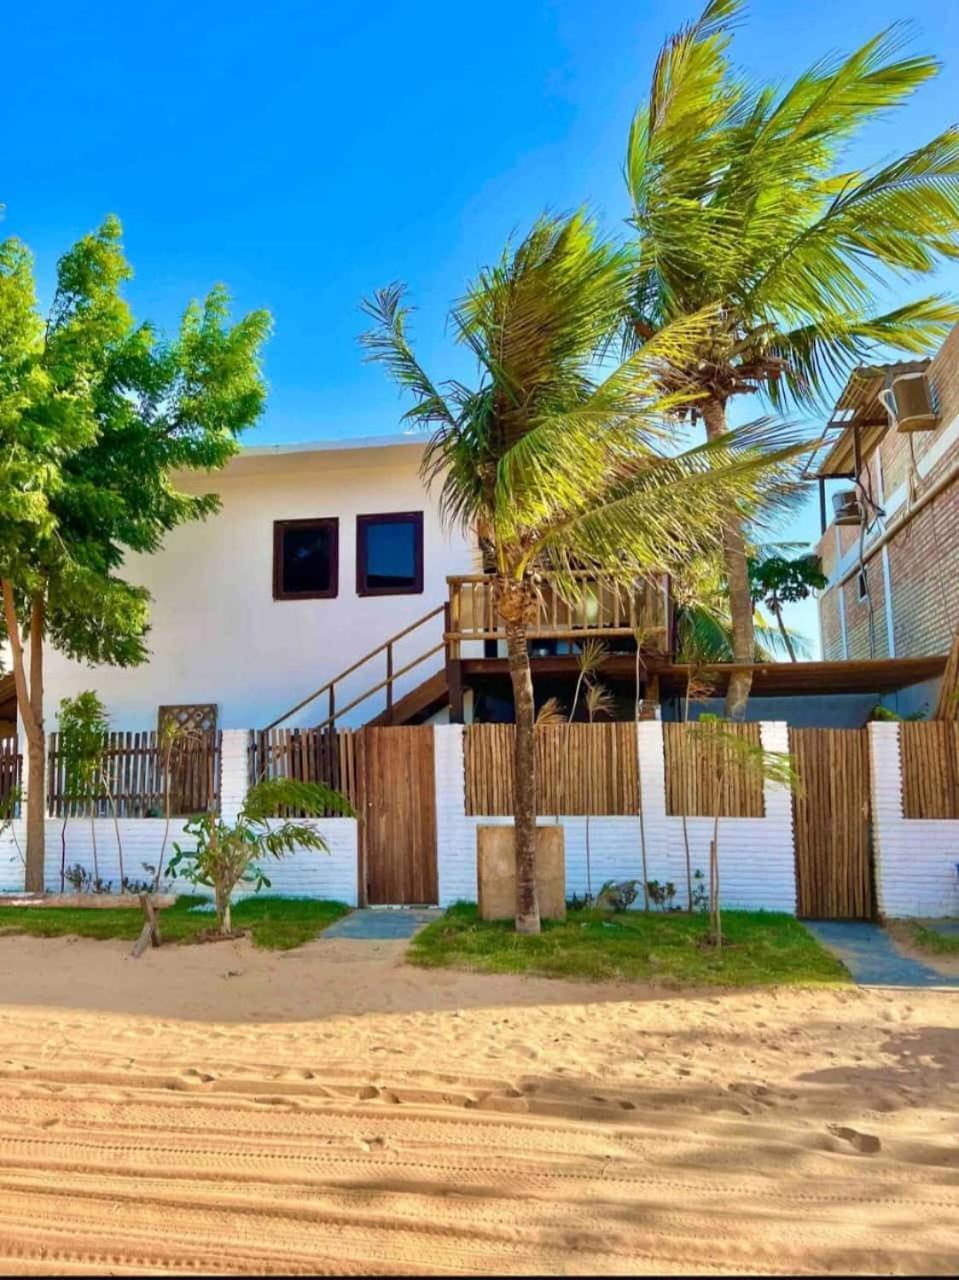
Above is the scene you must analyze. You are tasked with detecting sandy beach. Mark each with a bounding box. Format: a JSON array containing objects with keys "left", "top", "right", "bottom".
[{"left": 0, "top": 932, "right": 955, "bottom": 1275}]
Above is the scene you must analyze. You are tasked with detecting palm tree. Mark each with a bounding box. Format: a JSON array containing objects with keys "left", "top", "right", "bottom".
[
  {"left": 625, "top": 0, "right": 959, "bottom": 716},
  {"left": 362, "top": 212, "right": 803, "bottom": 933},
  {"left": 672, "top": 552, "right": 811, "bottom": 663}
]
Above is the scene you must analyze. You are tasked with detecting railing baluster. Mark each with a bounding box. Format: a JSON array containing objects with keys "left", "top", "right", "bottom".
[{"left": 386, "top": 641, "right": 394, "bottom": 716}]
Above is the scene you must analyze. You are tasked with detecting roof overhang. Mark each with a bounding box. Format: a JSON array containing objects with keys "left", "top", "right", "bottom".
[
  {"left": 807, "top": 360, "right": 930, "bottom": 479},
  {"left": 655, "top": 655, "right": 947, "bottom": 698},
  {"left": 175, "top": 432, "right": 427, "bottom": 484}
]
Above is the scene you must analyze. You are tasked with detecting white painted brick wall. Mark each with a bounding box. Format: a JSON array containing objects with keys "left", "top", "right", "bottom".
[
  {"left": 0, "top": 819, "right": 27, "bottom": 893},
  {"left": 433, "top": 722, "right": 797, "bottom": 912},
  {"left": 870, "top": 722, "right": 959, "bottom": 918},
  {"left": 220, "top": 728, "right": 250, "bottom": 822},
  {"left": 0, "top": 724, "right": 358, "bottom": 905},
  {"left": 24, "top": 815, "right": 358, "bottom": 904},
  {"left": 665, "top": 721, "right": 797, "bottom": 913}
]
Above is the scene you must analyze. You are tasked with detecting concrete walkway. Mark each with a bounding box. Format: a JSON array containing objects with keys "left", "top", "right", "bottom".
[
  {"left": 321, "top": 908, "right": 442, "bottom": 941},
  {"left": 803, "top": 920, "right": 959, "bottom": 988}
]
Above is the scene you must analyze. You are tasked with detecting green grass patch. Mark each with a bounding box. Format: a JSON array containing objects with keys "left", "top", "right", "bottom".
[
  {"left": 0, "top": 896, "right": 350, "bottom": 950},
  {"left": 900, "top": 920, "right": 959, "bottom": 958},
  {"left": 408, "top": 903, "right": 849, "bottom": 987}
]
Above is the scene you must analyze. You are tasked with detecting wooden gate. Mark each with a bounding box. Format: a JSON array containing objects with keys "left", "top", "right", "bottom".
[
  {"left": 790, "top": 728, "right": 873, "bottom": 919},
  {"left": 362, "top": 726, "right": 438, "bottom": 905}
]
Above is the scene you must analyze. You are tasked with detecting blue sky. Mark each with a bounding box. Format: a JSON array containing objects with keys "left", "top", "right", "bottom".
[{"left": 5, "top": 0, "right": 959, "bottom": 654}]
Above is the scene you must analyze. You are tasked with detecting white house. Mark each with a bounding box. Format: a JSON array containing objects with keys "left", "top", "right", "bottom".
[{"left": 42, "top": 434, "right": 477, "bottom": 731}]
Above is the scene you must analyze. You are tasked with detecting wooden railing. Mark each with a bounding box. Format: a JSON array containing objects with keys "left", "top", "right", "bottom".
[
  {"left": 264, "top": 604, "right": 447, "bottom": 731},
  {"left": 446, "top": 572, "right": 671, "bottom": 656},
  {"left": 265, "top": 573, "right": 673, "bottom": 731}
]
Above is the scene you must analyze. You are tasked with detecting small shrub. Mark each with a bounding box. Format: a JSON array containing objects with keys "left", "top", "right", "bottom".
[
  {"left": 595, "top": 879, "right": 641, "bottom": 913},
  {"left": 691, "top": 868, "right": 708, "bottom": 913},
  {"left": 647, "top": 879, "right": 678, "bottom": 911}
]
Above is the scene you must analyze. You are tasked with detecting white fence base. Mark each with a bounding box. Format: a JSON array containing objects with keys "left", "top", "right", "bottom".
[{"left": 3, "top": 721, "right": 958, "bottom": 919}]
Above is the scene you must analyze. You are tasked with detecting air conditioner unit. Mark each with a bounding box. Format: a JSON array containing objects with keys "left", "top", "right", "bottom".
[
  {"left": 832, "top": 490, "right": 862, "bottom": 526},
  {"left": 884, "top": 370, "right": 938, "bottom": 433}
]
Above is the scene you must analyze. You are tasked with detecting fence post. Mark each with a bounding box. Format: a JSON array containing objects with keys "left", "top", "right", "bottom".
[{"left": 219, "top": 730, "right": 251, "bottom": 824}]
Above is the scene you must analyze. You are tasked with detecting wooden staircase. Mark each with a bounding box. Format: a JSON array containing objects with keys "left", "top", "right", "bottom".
[
  {"left": 264, "top": 572, "right": 673, "bottom": 731},
  {"left": 265, "top": 603, "right": 450, "bottom": 731},
  {"left": 365, "top": 668, "right": 450, "bottom": 726}
]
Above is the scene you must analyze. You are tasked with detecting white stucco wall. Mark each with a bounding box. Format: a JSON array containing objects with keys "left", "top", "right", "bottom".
[
  {"left": 433, "top": 722, "right": 798, "bottom": 912},
  {"left": 870, "top": 722, "right": 959, "bottom": 918},
  {"left": 42, "top": 437, "right": 475, "bottom": 730}
]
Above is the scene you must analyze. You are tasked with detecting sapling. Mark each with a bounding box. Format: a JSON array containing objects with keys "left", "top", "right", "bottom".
[
  {"left": 57, "top": 693, "right": 111, "bottom": 891},
  {"left": 168, "top": 777, "right": 353, "bottom": 934},
  {"left": 689, "top": 714, "right": 798, "bottom": 948}
]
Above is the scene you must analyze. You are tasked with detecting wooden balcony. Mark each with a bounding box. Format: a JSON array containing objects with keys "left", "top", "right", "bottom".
[
  {"left": 446, "top": 572, "right": 672, "bottom": 656},
  {"left": 266, "top": 571, "right": 673, "bottom": 732}
]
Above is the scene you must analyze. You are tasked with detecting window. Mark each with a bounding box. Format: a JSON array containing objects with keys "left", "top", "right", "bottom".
[
  {"left": 356, "top": 511, "right": 424, "bottom": 596},
  {"left": 273, "top": 518, "right": 339, "bottom": 600},
  {"left": 857, "top": 568, "right": 868, "bottom": 602}
]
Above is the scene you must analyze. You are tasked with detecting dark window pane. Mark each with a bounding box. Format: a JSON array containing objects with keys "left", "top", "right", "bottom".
[
  {"left": 364, "top": 520, "right": 416, "bottom": 590},
  {"left": 282, "top": 525, "right": 333, "bottom": 594}
]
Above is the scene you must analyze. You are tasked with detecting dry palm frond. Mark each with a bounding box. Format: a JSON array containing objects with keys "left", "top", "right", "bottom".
[
  {"left": 535, "top": 696, "right": 566, "bottom": 728},
  {"left": 576, "top": 639, "right": 609, "bottom": 679},
  {"left": 585, "top": 681, "right": 615, "bottom": 723}
]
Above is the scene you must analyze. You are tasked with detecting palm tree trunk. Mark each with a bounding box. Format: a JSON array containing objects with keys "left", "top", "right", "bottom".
[
  {"left": 772, "top": 598, "right": 797, "bottom": 662},
  {"left": 505, "top": 618, "right": 540, "bottom": 935},
  {"left": 701, "top": 398, "right": 754, "bottom": 720}
]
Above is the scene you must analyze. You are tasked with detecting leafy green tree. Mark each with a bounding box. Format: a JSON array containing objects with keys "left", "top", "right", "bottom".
[
  {"left": 748, "top": 552, "right": 827, "bottom": 662},
  {"left": 673, "top": 552, "right": 812, "bottom": 662},
  {"left": 56, "top": 692, "right": 110, "bottom": 891},
  {"left": 624, "top": 0, "right": 959, "bottom": 716},
  {"left": 0, "top": 217, "right": 270, "bottom": 891},
  {"left": 168, "top": 778, "right": 353, "bottom": 934},
  {"left": 362, "top": 212, "right": 803, "bottom": 933}
]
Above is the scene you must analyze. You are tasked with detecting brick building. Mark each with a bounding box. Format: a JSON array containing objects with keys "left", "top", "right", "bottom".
[{"left": 814, "top": 323, "right": 959, "bottom": 664}]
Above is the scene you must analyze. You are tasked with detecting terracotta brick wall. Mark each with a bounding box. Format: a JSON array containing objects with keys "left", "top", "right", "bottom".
[
  {"left": 819, "top": 585, "right": 844, "bottom": 660},
  {"left": 816, "top": 324, "right": 959, "bottom": 659},
  {"left": 886, "top": 480, "right": 959, "bottom": 656},
  {"left": 842, "top": 555, "right": 892, "bottom": 660},
  {"left": 879, "top": 324, "right": 959, "bottom": 498}
]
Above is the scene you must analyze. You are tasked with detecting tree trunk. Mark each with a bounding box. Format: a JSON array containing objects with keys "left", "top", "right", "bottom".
[
  {"left": 215, "top": 880, "right": 231, "bottom": 934},
  {"left": 2, "top": 582, "right": 46, "bottom": 895},
  {"left": 772, "top": 598, "right": 797, "bottom": 662},
  {"left": 505, "top": 619, "right": 540, "bottom": 935},
  {"left": 701, "top": 398, "right": 754, "bottom": 720}
]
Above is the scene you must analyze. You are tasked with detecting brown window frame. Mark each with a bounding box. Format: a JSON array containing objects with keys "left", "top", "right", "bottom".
[
  {"left": 356, "top": 511, "right": 424, "bottom": 597},
  {"left": 273, "top": 517, "right": 339, "bottom": 601}
]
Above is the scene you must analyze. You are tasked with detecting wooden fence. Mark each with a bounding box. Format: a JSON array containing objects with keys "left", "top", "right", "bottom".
[
  {"left": 0, "top": 737, "right": 21, "bottom": 816},
  {"left": 663, "top": 722, "right": 765, "bottom": 818},
  {"left": 900, "top": 721, "right": 959, "bottom": 819},
  {"left": 464, "top": 723, "right": 640, "bottom": 816},
  {"left": 249, "top": 727, "right": 362, "bottom": 815},
  {"left": 46, "top": 731, "right": 221, "bottom": 818}
]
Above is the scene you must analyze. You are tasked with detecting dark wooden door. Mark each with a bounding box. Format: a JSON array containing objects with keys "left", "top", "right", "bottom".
[
  {"left": 791, "top": 728, "right": 873, "bottom": 919},
  {"left": 363, "top": 726, "right": 438, "bottom": 905}
]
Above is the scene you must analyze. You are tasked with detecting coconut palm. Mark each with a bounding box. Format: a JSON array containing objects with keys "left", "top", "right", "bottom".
[
  {"left": 362, "top": 212, "right": 804, "bottom": 934},
  {"left": 625, "top": 0, "right": 959, "bottom": 716},
  {"left": 672, "top": 553, "right": 811, "bottom": 663}
]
